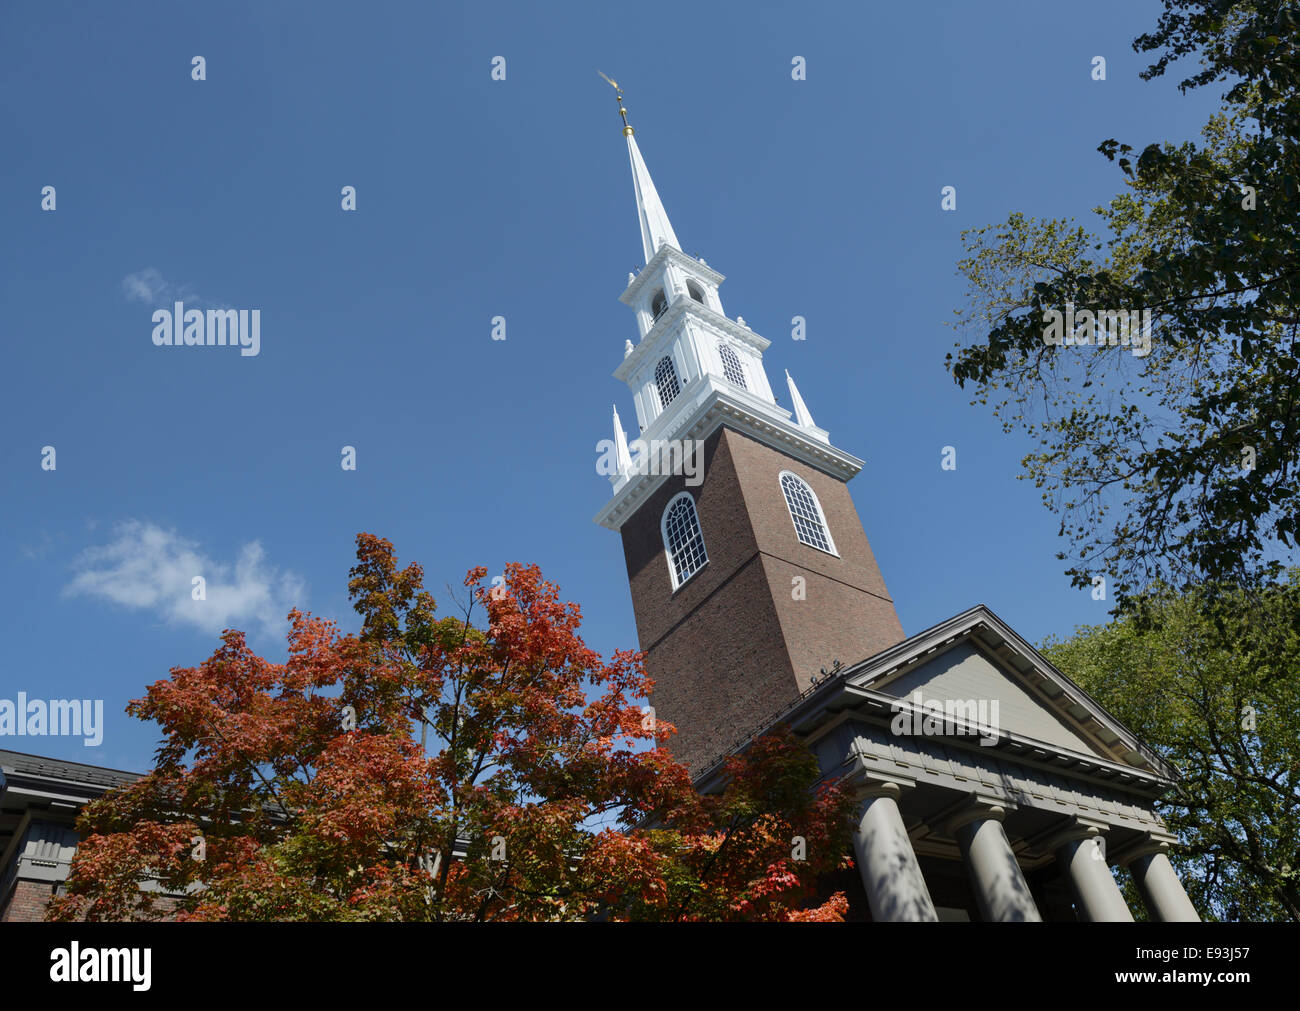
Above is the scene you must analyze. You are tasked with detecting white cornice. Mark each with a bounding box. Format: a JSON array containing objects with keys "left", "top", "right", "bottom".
[
  {"left": 593, "top": 383, "right": 864, "bottom": 531},
  {"left": 616, "top": 302, "right": 770, "bottom": 382},
  {"left": 620, "top": 245, "right": 725, "bottom": 304}
]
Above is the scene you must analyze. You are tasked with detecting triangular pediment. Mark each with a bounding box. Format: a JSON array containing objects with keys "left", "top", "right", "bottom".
[
  {"left": 872, "top": 640, "right": 1108, "bottom": 757},
  {"left": 840, "top": 605, "right": 1172, "bottom": 776}
]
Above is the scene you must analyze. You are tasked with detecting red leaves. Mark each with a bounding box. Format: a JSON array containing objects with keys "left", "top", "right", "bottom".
[
  {"left": 51, "top": 535, "right": 853, "bottom": 922},
  {"left": 590, "top": 730, "right": 858, "bottom": 922}
]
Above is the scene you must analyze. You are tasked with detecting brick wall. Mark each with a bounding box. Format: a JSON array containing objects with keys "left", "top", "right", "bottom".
[
  {"left": 1, "top": 878, "right": 184, "bottom": 922},
  {"left": 620, "top": 425, "right": 905, "bottom": 772},
  {"left": 1, "top": 878, "right": 55, "bottom": 922}
]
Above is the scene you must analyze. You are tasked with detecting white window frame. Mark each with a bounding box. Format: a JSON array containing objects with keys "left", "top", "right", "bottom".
[
  {"left": 655, "top": 355, "right": 681, "bottom": 410},
  {"left": 717, "top": 342, "right": 747, "bottom": 389},
  {"left": 779, "top": 470, "right": 838, "bottom": 556},
  {"left": 661, "top": 491, "right": 709, "bottom": 590}
]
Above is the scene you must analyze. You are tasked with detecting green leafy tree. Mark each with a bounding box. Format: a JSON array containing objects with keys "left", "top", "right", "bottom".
[
  {"left": 947, "top": 0, "right": 1300, "bottom": 608},
  {"left": 1041, "top": 573, "right": 1300, "bottom": 921}
]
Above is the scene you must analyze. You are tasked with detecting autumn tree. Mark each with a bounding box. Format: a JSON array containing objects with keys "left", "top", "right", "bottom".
[
  {"left": 48, "top": 534, "right": 852, "bottom": 922},
  {"left": 947, "top": 0, "right": 1300, "bottom": 609}
]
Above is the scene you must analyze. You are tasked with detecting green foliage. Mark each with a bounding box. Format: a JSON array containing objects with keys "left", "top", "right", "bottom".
[
  {"left": 947, "top": 0, "right": 1300, "bottom": 608},
  {"left": 1042, "top": 573, "right": 1300, "bottom": 920}
]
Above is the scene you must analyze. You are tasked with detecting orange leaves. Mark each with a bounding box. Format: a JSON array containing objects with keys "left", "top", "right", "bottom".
[
  {"left": 47, "top": 820, "right": 201, "bottom": 922},
  {"left": 596, "top": 731, "right": 858, "bottom": 922},
  {"left": 785, "top": 892, "right": 850, "bottom": 922},
  {"left": 53, "top": 535, "right": 853, "bottom": 922}
]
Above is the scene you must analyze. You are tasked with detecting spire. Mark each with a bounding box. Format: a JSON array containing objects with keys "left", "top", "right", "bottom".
[
  {"left": 612, "top": 404, "right": 633, "bottom": 477},
  {"left": 599, "top": 72, "right": 680, "bottom": 263},
  {"left": 626, "top": 133, "right": 681, "bottom": 263},
  {"left": 786, "top": 370, "right": 816, "bottom": 429}
]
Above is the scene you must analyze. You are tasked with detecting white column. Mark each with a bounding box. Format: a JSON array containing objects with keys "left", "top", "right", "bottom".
[
  {"left": 1051, "top": 826, "right": 1133, "bottom": 922},
  {"left": 852, "top": 782, "right": 938, "bottom": 922},
  {"left": 1119, "top": 841, "right": 1200, "bottom": 922},
  {"left": 950, "top": 805, "right": 1042, "bottom": 922}
]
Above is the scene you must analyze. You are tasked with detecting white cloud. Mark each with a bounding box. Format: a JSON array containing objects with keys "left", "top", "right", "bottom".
[
  {"left": 122, "top": 268, "right": 168, "bottom": 303},
  {"left": 64, "top": 521, "right": 306, "bottom": 640},
  {"left": 121, "top": 268, "right": 221, "bottom": 308}
]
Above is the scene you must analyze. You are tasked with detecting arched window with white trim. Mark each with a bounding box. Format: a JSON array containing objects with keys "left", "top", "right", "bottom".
[
  {"left": 655, "top": 355, "right": 681, "bottom": 410},
  {"left": 780, "top": 471, "right": 836, "bottom": 554},
  {"left": 718, "top": 343, "right": 747, "bottom": 389},
  {"left": 662, "top": 492, "right": 708, "bottom": 588}
]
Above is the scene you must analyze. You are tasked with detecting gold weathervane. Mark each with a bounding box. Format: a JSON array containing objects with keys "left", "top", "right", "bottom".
[{"left": 597, "top": 71, "right": 633, "bottom": 136}]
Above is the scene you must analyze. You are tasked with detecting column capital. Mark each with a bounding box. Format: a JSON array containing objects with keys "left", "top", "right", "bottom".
[
  {"left": 1111, "top": 833, "right": 1177, "bottom": 868},
  {"left": 854, "top": 767, "right": 920, "bottom": 795},
  {"left": 857, "top": 779, "right": 903, "bottom": 803},
  {"left": 1036, "top": 817, "right": 1110, "bottom": 857},
  {"left": 941, "top": 798, "right": 1007, "bottom": 837}
]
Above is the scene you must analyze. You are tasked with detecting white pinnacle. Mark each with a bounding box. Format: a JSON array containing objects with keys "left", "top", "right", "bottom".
[
  {"left": 785, "top": 370, "right": 816, "bottom": 429},
  {"left": 612, "top": 404, "right": 633, "bottom": 476}
]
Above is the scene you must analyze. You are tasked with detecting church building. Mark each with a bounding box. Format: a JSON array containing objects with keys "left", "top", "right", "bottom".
[{"left": 592, "top": 84, "right": 1201, "bottom": 923}]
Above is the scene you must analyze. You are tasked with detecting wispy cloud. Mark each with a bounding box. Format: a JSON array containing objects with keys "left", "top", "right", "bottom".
[
  {"left": 64, "top": 521, "right": 306, "bottom": 640},
  {"left": 122, "top": 268, "right": 223, "bottom": 308}
]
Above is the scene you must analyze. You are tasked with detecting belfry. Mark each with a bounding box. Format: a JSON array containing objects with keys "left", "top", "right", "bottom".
[{"left": 593, "top": 83, "right": 1201, "bottom": 922}]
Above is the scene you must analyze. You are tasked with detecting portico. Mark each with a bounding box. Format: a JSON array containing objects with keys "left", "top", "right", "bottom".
[{"left": 696, "top": 604, "right": 1201, "bottom": 922}]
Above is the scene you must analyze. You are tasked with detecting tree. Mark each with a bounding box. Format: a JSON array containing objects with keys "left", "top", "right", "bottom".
[
  {"left": 48, "top": 534, "right": 852, "bottom": 922},
  {"left": 584, "top": 730, "right": 856, "bottom": 921},
  {"left": 1041, "top": 573, "right": 1300, "bottom": 921},
  {"left": 947, "top": 0, "right": 1300, "bottom": 609}
]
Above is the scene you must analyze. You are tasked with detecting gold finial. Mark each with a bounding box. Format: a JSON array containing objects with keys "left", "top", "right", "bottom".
[{"left": 598, "top": 70, "right": 633, "bottom": 136}]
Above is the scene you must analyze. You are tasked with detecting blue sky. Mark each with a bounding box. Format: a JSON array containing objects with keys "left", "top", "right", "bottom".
[{"left": 2, "top": 1, "right": 1224, "bottom": 771}]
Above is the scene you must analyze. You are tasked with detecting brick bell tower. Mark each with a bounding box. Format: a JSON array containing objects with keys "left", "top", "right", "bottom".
[{"left": 593, "top": 83, "right": 905, "bottom": 773}]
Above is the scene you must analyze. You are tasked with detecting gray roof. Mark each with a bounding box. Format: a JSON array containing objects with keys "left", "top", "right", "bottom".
[{"left": 0, "top": 749, "right": 142, "bottom": 791}]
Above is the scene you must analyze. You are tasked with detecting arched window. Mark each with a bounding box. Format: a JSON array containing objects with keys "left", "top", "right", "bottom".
[
  {"left": 718, "top": 343, "right": 747, "bottom": 389},
  {"left": 651, "top": 289, "right": 668, "bottom": 322},
  {"left": 687, "top": 280, "right": 706, "bottom": 304},
  {"left": 655, "top": 355, "right": 681, "bottom": 409},
  {"left": 780, "top": 471, "right": 836, "bottom": 554},
  {"left": 662, "top": 492, "right": 708, "bottom": 588}
]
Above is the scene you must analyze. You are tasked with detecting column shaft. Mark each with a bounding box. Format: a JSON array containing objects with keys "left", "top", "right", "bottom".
[
  {"left": 1130, "top": 851, "right": 1200, "bottom": 922},
  {"left": 956, "top": 817, "right": 1042, "bottom": 922},
  {"left": 1055, "top": 835, "right": 1133, "bottom": 922},
  {"left": 853, "top": 792, "right": 937, "bottom": 922}
]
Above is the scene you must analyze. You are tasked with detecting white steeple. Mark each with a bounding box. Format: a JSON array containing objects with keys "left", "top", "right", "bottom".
[
  {"left": 626, "top": 132, "right": 681, "bottom": 263},
  {"left": 594, "top": 82, "right": 862, "bottom": 531}
]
